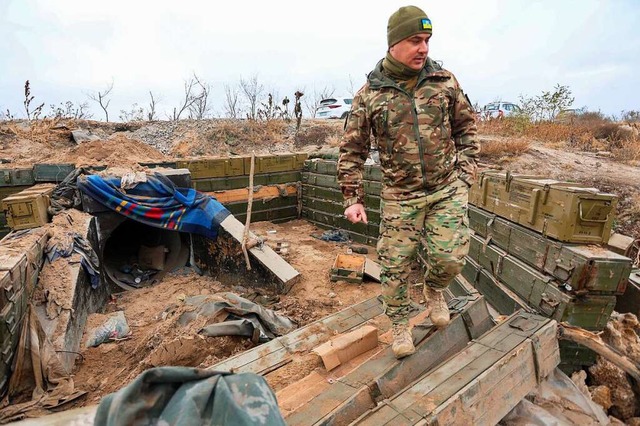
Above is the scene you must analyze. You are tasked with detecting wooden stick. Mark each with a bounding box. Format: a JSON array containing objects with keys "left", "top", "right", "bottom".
[
  {"left": 558, "top": 322, "right": 640, "bottom": 382},
  {"left": 241, "top": 151, "right": 255, "bottom": 270}
]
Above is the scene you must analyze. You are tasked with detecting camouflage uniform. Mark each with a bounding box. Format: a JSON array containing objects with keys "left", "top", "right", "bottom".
[{"left": 337, "top": 57, "right": 479, "bottom": 325}]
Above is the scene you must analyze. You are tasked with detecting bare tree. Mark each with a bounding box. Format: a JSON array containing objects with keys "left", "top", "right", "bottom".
[
  {"left": 239, "top": 74, "right": 263, "bottom": 120},
  {"left": 88, "top": 80, "right": 114, "bottom": 122},
  {"left": 147, "top": 91, "right": 159, "bottom": 121},
  {"left": 223, "top": 83, "right": 241, "bottom": 119},
  {"left": 172, "top": 77, "right": 197, "bottom": 121},
  {"left": 347, "top": 74, "right": 361, "bottom": 97},
  {"left": 188, "top": 74, "right": 211, "bottom": 120},
  {"left": 303, "top": 85, "right": 335, "bottom": 118},
  {"left": 23, "top": 80, "right": 44, "bottom": 120}
]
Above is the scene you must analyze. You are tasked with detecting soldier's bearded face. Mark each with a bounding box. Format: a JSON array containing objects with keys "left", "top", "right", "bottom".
[{"left": 389, "top": 33, "right": 430, "bottom": 70}]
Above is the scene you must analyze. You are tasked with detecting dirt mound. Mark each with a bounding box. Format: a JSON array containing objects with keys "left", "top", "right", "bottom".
[{"left": 66, "top": 134, "right": 168, "bottom": 168}]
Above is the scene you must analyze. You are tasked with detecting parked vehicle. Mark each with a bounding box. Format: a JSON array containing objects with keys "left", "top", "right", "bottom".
[
  {"left": 482, "top": 101, "right": 521, "bottom": 120},
  {"left": 316, "top": 97, "right": 353, "bottom": 119}
]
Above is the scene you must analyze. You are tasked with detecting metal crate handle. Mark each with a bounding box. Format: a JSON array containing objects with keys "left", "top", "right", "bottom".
[{"left": 578, "top": 201, "right": 609, "bottom": 223}]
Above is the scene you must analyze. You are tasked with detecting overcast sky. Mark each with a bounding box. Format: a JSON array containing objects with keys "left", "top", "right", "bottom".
[{"left": 1, "top": 0, "right": 638, "bottom": 121}]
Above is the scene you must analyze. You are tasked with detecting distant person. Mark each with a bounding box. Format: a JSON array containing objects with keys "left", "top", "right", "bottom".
[{"left": 337, "top": 5, "right": 479, "bottom": 358}]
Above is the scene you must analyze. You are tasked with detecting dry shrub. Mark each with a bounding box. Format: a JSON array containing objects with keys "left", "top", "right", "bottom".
[
  {"left": 478, "top": 138, "right": 531, "bottom": 161},
  {"left": 7, "top": 118, "right": 72, "bottom": 145},
  {"left": 205, "top": 119, "right": 288, "bottom": 147},
  {"left": 294, "top": 122, "right": 343, "bottom": 147},
  {"left": 612, "top": 139, "right": 640, "bottom": 163}
]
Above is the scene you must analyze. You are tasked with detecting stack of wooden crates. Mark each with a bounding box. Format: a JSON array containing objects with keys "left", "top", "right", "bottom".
[
  {"left": 300, "top": 160, "right": 635, "bottom": 373},
  {"left": 462, "top": 171, "right": 633, "bottom": 372}
]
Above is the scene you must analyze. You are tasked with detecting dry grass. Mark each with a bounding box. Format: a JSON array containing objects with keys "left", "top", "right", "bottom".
[
  {"left": 478, "top": 137, "right": 532, "bottom": 163},
  {"left": 479, "top": 116, "right": 640, "bottom": 165}
]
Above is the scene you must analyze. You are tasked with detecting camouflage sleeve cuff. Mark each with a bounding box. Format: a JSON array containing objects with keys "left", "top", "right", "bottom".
[{"left": 343, "top": 196, "right": 363, "bottom": 208}]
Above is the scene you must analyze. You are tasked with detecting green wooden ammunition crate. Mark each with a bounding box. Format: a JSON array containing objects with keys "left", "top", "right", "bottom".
[
  {"left": 616, "top": 269, "right": 640, "bottom": 317},
  {"left": 302, "top": 184, "right": 381, "bottom": 210},
  {"left": 305, "top": 219, "right": 379, "bottom": 246},
  {"left": 562, "top": 294, "right": 616, "bottom": 331},
  {"left": 233, "top": 206, "right": 298, "bottom": 224},
  {"left": 544, "top": 244, "right": 632, "bottom": 294},
  {"left": 468, "top": 233, "right": 507, "bottom": 276},
  {"left": 302, "top": 197, "right": 381, "bottom": 224},
  {"left": 469, "top": 205, "right": 632, "bottom": 294},
  {"left": 303, "top": 158, "right": 382, "bottom": 181},
  {"left": 224, "top": 196, "right": 298, "bottom": 216},
  {"left": 138, "top": 161, "right": 178, "bottom": 169},
  {"left": 176, "top": 157, "right": 247, "bottom": 179},
  {"left": 301, "top": 208, "right": 379, "bottom": 238},
  {"left": 33, "top": 163, "right": 75, "bottom": 182},
  {"left": 559, "top": 340, "right": 597, "bottom": 374},
  {"left": 1, "top": 184, "right": 55, "bottom": 230},
  {"left": 330, "top": 253, "right": 365, "bottom": 283},
  {"left": 194, "top": 171, "right": 300, "bottom": 192},
  {"left": 302, "top": 172, "right": 382, "bottom": 195},
  {"left": 250, "top": 153, "right": 308, "bottom": 174},
  {"left": 499, "top": 255, "right": 615, "bottom": 330},
  {"left": 0, "top": 168, "right": 35, "bottom": 187},
  {"left": 498, "top": 255, "right": 572, "bottom": 319},
  {"left": 470, "top": 171, "right": 616, "bottom": 244}
]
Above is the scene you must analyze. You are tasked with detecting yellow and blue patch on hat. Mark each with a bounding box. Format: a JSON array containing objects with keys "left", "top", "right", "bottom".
[{"left": 421, "top": 18, "right": 432, "bottom": 31}]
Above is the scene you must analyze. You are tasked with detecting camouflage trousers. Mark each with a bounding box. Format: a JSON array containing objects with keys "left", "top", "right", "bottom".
[{"left": 377, "top": 178, "right": 470, "bottom": 325}]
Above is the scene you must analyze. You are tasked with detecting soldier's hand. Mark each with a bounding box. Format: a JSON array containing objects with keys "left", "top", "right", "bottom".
[{"left": 344, "top": 204, "right": 368, "bottom": 224}]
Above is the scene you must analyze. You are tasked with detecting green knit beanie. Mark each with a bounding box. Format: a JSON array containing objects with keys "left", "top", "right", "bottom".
[{"left": 387, "top": 6, "right": 432, "bottom": 47}]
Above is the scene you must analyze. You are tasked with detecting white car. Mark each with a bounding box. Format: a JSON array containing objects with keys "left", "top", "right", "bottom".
[
  {"left": 482, "top": 102, "right": 521, "bottom": 120},
  {"left": 316, "top": 97, "right": 353, "bottom": 119}
]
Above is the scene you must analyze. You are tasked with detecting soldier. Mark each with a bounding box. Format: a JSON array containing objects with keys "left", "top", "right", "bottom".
[{"left": 337, "top": 5, "right": 479, "bottom": 358}]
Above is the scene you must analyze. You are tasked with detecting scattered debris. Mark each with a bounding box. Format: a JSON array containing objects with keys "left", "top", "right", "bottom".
[{"left": 86, "top": 311, "right": 131, "bottom": 348}]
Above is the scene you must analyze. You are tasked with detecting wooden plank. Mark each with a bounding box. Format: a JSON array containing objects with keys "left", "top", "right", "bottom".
[
  {"left": 219, "top": 215, "right": 300, "bottom": 288},
  {"left": 210, "top": 297, "right": 383, "bottom": 374},
  {"left": 286, "top": 298, "right": 493, "bottom": 426},
  {"left": 359, "top": 313, "right": 558, "bottom": 426},
  {"left": 206, "top": 184, "right": 298, "bottom": 204}
]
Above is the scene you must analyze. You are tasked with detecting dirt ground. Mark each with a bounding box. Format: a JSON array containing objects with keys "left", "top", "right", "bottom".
[{"left": 1, "top": 118, "right": 639, "bottom": 417}]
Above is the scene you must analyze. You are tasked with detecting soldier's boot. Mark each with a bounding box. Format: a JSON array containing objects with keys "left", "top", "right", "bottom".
[
  {"left": 424, "top": 285, "right": 450, "bottom": 327},
  {"left": 391, "top": 323, "right": 415, "bottom": 359}
]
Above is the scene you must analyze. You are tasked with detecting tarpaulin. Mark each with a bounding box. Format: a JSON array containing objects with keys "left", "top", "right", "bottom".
[
  {"left": 77, "top": 173, "right": 230, "bottom": 239},
  {"left": 94, "top": 367, "right": 286, "bottom": 426},
  {"left": 178, "top": 292, "right": 298, "bottom": 343}
]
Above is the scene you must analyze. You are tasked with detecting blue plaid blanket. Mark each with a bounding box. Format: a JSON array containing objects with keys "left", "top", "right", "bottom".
[{"left": 77, "top": 173, "right": 230, "bottom": 239}]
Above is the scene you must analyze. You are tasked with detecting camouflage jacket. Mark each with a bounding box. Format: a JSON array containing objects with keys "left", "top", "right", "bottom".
[{"left": 337, "top": 57, "right": 479, "bottom": 205}]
